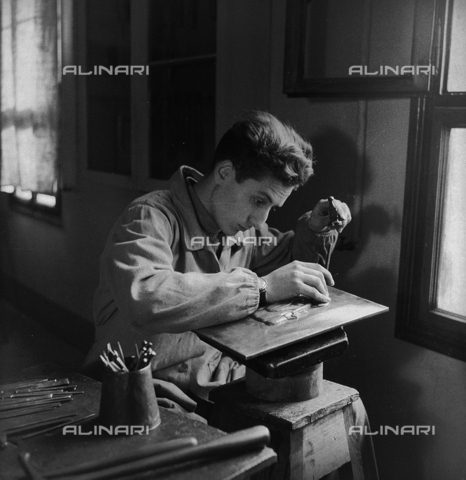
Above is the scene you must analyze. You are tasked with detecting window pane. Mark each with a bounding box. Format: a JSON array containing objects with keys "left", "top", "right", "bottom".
[
  {"left": 148, "top": 0, "right": 216, "bottom": 179},
  {"left": 436, "top": 128, "right": 466, "bottom": 318},
  {"left": 303, "top": 0, "right": 415, "bottom": 79},
  {"left": 149, "top": 0, "right": 216, "bottom": 61},
  {"left": 1, "top": 0, "right": 59, "bottom": 193},
  {"left": 86, "top": 0, "right": 131, "bottom": 175},
  {"left": 447, "top": 0, "right": 466, "bottom": 92},
  {"left": 304, "top": 0, "right": 366, "bottom": 78}
]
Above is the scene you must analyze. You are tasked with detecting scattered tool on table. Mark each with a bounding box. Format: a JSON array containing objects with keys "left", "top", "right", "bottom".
[
  {"left": 0, "top": 378, "right": 83, "bottom": 418},
  {"left": 28, "top": 425, "right": 269, "bottom": 480},
  {"left": 20, "top": 413, "right": 95, "bottom": 440},
  {"left": 1, "top": 413, "right": 95, "bottom": 447},
  {"left": 0, "top": 379, "right": 49, "bottom": 394},
  {"left": 46, "top": 437, "right": 198, "bottom": 478}
]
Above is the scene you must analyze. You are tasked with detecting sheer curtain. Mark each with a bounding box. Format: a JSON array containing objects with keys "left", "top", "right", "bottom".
[{"left": 1, "top": 0, "right": 58, "bottom": 194}]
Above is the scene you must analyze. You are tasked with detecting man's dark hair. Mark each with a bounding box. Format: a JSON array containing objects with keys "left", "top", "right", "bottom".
[{"left": 212, "top": 111, "right": 314, "bottom": 187}]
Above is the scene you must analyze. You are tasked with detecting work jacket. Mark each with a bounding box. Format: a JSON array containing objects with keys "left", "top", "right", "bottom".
[{"left": 82, "top": 166, "right": 338, "bottom": 393}]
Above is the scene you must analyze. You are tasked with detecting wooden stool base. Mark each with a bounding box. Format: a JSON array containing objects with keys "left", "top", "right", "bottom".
[
  {"left": 245, "top": 363, "right": 323, "bottom": 402},
  {"left": 210, "top": 379, "right": 364, "bottom": 480}
]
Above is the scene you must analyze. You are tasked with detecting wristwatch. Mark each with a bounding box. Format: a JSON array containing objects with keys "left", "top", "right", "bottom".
[{"left": 258, "top": 277, "right": 268, "bottom": 307}]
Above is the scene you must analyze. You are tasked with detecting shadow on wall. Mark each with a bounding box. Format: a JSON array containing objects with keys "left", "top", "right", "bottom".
[
  {"left": 271, "top": 126, "right": 438, "bottom": 479},
  {"left": 270, "top": 126, "right": 365, "bottom": 235}
]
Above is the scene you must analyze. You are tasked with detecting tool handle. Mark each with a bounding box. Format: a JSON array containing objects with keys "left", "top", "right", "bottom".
[
  {"left": 46, "top": 437, "right": 198, "bottom": 477},
  {"left": 187, "top": 424, "right": 270, "bottom": 457},
  {"left": 64, "top": 425, "right": 270, "bottom": 480}
]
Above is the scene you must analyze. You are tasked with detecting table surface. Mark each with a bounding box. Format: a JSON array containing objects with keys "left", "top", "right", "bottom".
[
  {"left": 0, "top": 364, "right": 276, "bottom": 480},
  {"left": 196, "top": 287, "right": 388, "bottom": 361}
]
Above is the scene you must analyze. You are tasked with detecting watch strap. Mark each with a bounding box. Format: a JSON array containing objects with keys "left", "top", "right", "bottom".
[{"left": 258, "top": 277, "right": 267, "bottom": 307}]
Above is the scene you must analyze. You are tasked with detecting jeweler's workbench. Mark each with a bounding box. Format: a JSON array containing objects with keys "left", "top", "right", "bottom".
[{"left": 196, "top": 288, "right": 388, "bottom": 479}]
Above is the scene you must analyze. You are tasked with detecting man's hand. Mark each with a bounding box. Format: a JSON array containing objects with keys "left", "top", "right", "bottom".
[
  {"left": 263, "top": 260, "right": 334, "bottom": 304},
  {"left": 212, "top": 355, "right": 245, "bottom": 383},
  {"left": 152, "top": 378, "right": 197, "bottom": 412},
  {"left": 309, "top": 197, "right": 352, "bottom": 234}
]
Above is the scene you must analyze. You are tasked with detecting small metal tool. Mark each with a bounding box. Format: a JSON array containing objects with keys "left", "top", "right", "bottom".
[{"left": 327, "top": 196, "right": 343, "bottom": 227}]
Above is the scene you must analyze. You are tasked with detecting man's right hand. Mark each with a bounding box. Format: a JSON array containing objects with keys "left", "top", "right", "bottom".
[{"left": 262, "top": 260, "right": 334, "bottom": 304}]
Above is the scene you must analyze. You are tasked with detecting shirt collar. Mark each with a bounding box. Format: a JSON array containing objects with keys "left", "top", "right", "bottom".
[
  {"left": 169, "top": 166, "right": 244, "bottom": 252},
  {"left": 186, "top": 178, "right": 221, "bottom": 238}
]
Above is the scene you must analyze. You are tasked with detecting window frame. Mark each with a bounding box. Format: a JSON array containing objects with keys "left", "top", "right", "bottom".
[
  {"left": 76, "top": 0, "right": 216, "bottom": 192},
  {"left": 396, "top": 0, "right": 466, "bottom": 361},
  {"left": 8, "top": 188, "right": 62, "bottom": 225},
  {"left": 396, "top": 102, "right": 466, "bottom": 361},
  {"left": 75, "top": 0, "right": 168, "bottom": 192}
]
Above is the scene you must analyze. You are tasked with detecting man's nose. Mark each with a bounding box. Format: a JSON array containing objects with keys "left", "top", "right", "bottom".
[{"left": 249, "top": 209, "right": 269, "bottom": 230}]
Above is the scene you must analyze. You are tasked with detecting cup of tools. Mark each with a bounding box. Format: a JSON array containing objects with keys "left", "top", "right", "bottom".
[{"left": 99, "top": 342, "right": 161, "bottom": 431}]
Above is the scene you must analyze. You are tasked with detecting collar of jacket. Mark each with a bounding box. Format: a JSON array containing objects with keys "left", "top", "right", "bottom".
[{"left": 169, "top": 165, "right": 245, "bottom": 252}]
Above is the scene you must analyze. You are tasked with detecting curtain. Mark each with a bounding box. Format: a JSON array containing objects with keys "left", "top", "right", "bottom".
[{"left": 1, "top": 0, "right": 58, "bottom": 194}]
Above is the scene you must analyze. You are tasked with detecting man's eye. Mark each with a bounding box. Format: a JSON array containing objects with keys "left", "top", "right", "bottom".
[{"left": 254, "top": 198, "right": 265, "bottom": 206}]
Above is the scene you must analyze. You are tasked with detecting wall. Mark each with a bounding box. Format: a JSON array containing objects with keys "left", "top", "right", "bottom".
[
  {"left": 0, "top": 1, "right": 465, "bottom": 478},
  {"left": 217, "top": 1, "right": 466, "bottom": 479},
  {"left": 0, "top": 179, "right": 138, "bottom": 345}
]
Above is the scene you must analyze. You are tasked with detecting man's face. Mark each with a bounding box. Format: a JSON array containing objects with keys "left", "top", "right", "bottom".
[{"left": 210, "top": 165, "right": 294, "bottom": 235}]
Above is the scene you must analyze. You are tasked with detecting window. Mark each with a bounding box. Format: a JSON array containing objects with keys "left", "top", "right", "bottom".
[
  {"left": 85, "top": 0, "right": 131, "bottom": 176},
  {"left": 396, "top": 0, "right": 466, "bottom": 361},
  {"left": 0, "top": 0, "right": 61, "bottom": 214},
  {"left": 433, "top": 124, "right": 466, "bottom": 320},
  {"left": 80, "top": 0, "right": 216, "bottom": 189},
  {"left": 147, "top": 0, "right": 216, "bottom": 180}
]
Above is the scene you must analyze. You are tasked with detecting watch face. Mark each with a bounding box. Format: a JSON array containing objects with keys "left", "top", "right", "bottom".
[{"left": 258, "top": 278, "right": 267, "bottom": 291}]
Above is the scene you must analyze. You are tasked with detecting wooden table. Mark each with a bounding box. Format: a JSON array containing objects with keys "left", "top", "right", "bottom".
[{"left": 0, "top": 364, "right": 276, "bottom": 480}]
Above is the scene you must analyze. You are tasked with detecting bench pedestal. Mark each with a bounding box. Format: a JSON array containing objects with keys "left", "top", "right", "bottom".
[{"left": 210, "top": 328, "right": 377, "bottom": 479}]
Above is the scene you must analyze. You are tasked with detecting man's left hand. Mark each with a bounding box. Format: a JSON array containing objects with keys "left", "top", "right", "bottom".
[{"left": 308, "top": 198, "right": 352, "bottom": 234}]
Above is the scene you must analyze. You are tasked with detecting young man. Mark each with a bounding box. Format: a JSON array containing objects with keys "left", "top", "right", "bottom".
[{"left": 82, "top": 111, "right": 351, "bottom": 411}]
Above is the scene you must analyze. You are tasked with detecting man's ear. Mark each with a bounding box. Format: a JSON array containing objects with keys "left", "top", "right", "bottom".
[{"left": 214, "top": 160, "right": 234, "bottom": 184}]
